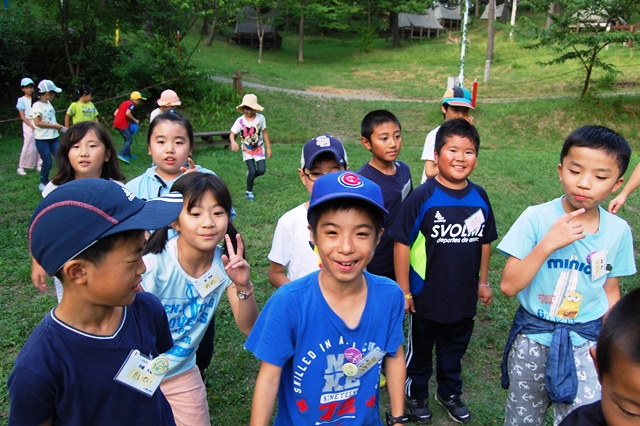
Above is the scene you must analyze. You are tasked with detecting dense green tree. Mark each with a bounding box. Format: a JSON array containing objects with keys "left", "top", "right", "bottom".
[{"left": 522, "top": 0, "right": 640, "bottom": 97}]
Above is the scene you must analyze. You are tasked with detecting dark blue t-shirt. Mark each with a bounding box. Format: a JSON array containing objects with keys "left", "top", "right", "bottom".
[
  {"left": 356, "top": 161, "right": 412, "bottom": 279},
  {"left": 388, "top": 178, "right": 498, "bottom": 323},
  {"left": 8, "top": 292, "right": 176, "bottom": 426}
]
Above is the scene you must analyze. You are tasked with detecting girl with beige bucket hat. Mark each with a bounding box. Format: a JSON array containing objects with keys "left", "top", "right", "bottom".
[{"left": 230, "top": 94, "right": 272, "bottom": 201}]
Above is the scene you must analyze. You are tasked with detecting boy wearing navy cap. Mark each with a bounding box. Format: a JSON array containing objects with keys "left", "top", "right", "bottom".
[
  {"left": 420, "top": 87, "right": 475, "bottom": 184},
  {"left": 248, "top": 171, "right": 408, "bottom": 425},
  {"left": 267, "top": 134, "right": 348, "bottom": 288},
  {"left": 9, "top": 179, "right": 183, "bottom": 426}
]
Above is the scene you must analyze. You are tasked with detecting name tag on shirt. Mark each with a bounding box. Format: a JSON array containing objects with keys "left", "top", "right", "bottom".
[
  {"left": 354, "top": 347, "right": 387, "bottom": 378},
  {"left": 464, "top": 209, "right": 485, "bottom": 234},
  {"left": 192, "top": 264, "right": 226, "bottom": 298},
  {"left": 590, "top": 250, "right": 609, "bottom": 281},
  {"left": 401, "top": 179, "right": 411, "bottom": 202},
  {"left": 114, "top": 349, "right": 168, "bottom": 397}
]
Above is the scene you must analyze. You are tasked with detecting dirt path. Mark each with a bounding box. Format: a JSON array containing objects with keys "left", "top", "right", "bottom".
[{"left": 210, "top": 76, "right": 640, "bottom": 104}]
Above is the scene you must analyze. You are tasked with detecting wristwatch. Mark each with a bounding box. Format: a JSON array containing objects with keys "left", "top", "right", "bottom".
[
  {"left": 237, "top": 284, "right": 254, "bottom": 300},
  {"left": 386, "top": 412, "right": 410, "bottom": 425}
]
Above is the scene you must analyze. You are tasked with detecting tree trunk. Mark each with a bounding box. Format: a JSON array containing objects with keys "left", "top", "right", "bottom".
[
  {"left": 390, "top": 11, "right": 399, "bottom": 46},
  {"left": 59, "top": 0, "right": 76, "bottom": 78},
  {"left": 205, "top": 20, "right": 216, "bottom": 46},
  {"left": 484, "top": 0, "right": 495, "bottom": 82},
  {"left": 509, "top": 0, "right": 518, "bottom": 39},
  {"left": 202, "top": 20, "right": 209, "bottom": 36},
  {"left": 501, "top": 0, "right": 509, "bottom": 25},
  {"left": 298, "top": 0, "right": 305, "bottom": 62},
  {"left": 475, "top": 0, "right": 479, "bottom": 18},
  {"left": 546, "top": 3, "right": 556, "bottom": 28}
]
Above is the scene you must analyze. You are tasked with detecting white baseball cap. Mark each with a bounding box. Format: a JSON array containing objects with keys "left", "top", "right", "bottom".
[
  {"left": 20, "top": 77, "right": 35, "bottom": 87},
  {"left": 37, "top": 80, "right": 62, "bottom": 94}
]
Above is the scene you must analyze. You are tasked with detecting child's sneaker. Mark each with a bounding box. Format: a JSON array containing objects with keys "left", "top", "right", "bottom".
[
  {"left": 36, "top": 165, "right": 42, "bottom": 171},
  {"left": 117, "top": 154, "right": 130, "bottom": 164},
  {"left": 245, "top": 191, "right": 255, "bottom": 201},
  {"left": 435, "top": 394, "right": 470, "bottom": 423},
  {"left": 17, "top": 168, "right": 27, "bottom": 176},
  {"left": 406, "top": 398, "right": 432, "bottom": 424},
  {"left": 38, "top": 183, "right": 46, "bottom": 192}
]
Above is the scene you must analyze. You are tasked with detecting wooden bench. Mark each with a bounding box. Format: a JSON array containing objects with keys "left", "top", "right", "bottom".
[{"left": 193, "top": 131, "right": 231, "bottom": 148}]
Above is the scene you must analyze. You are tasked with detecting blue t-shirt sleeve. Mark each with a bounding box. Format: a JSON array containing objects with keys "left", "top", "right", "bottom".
[
  {"left": 16, "top": 97, "right": 26, "bottom": 111},
  {"left": 609, "top": 222, "right": 636, "bottom": 277},
  {"left": 497, "top": 206, "right": 539, "bottom": 259},
  {"left": 245, "top": 288, "right": 297, "bottom": 367},
  {"left": 384, "top": 285, "right": 405, "bottom": 357},
  {"left": 8, "top": 363, "right": 56, "bottom": 425}
]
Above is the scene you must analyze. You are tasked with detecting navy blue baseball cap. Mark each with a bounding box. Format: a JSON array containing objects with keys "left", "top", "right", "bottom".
[
  {"left": 29, "top": 179, "right": 183, "bottom": 275},
  {"left": 307, "top": 171, "right": 388, "bottom": 220},
  {"left": 301, "top": 134, "right": 348, "bottom": 170}
]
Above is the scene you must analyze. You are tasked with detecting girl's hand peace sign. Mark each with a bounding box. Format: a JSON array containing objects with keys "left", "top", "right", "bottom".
[{"left": 221, "top": 233, "right": 251, "bottom": 287}]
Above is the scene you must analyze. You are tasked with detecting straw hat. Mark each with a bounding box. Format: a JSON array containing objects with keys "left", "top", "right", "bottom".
[
  {"left": 157, "top": 89, "right": 182, "bottom": 107},
  {"left": 236, "top": 94, "right": 264, "bottom": 112}
]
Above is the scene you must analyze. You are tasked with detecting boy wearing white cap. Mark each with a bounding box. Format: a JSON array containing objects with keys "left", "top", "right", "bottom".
[
  {"left": 230, "top": 93, "right": 272, "bottom": 201},
  {"left": 8, "top": 179, "right": 183, "bottom": 425},
  {"left": 15, "top": 77, "right": 42, "bottom": 176}
]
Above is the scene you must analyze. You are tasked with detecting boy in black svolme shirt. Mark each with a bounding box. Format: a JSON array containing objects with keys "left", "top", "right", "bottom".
[
  {"left": 357, "top": 109, "right": 412, "bottom": 281},
  {"left": 388, "top": 118, "right": 497, "bottom": 424}
]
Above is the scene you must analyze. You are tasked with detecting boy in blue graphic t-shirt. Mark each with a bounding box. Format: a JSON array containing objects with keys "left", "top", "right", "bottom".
[
  {"left": 246, "top": 171, "right": 407, "bottom": 425},
  {"left": 498, "top": 125, "right": 636, "bottom": 426},
  {"left": 388, "top": 118, "right": 497, "bottom": 424}
]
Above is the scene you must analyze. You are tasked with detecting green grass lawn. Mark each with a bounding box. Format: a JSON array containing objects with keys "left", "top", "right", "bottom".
[
  {"left": 1, "top": 92, "right": 640, "bottom": 425},
  {"left": 1, "top": 17, "right": 640, "bottom": 424},
  {"left": 191, "top": 16, "right": 640, "bottom": 101}
]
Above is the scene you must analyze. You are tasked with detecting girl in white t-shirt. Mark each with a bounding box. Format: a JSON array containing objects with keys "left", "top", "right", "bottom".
[
  {"left": 229, "top": 94, "right": 272, "bottom": 201},
  {"left": 31, "top": 121, "right": 126, "bottom": 301},
  {"left": 142, "top": 172, "right": 258, "bottom": 426},
  {"left": 31, "top": 79, "right": 67, "bottom": 192}
]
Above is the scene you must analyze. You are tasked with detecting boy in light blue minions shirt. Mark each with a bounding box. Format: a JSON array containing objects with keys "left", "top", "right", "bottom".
[{"left": 499, "top": 126, "right": 636, "bottom": 426}]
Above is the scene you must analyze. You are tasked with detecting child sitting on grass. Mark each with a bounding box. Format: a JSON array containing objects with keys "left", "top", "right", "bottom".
[
  {"left": 499, "top": 125, "right": 636, "bottom": 425},
  {"left": 247, "top": 171, "right": 407, "bottom": 425},
  {"left": 9, "top": 179, "right": 182, "bottom": 425}
]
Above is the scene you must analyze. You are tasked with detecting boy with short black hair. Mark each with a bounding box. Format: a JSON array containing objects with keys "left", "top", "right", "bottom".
[
  {"left": 249, "top": 171, "right": 407, "bottom": 425},
  {"left": 499, "top": 125, "right": 636, "bottom": 425},
  {"left": 420, "top": 87, "right": 475, "bottom": 184},
  {"left": 9, "top": 179, "right": 183, "bottom": 425},
  {"left": 389, "top": 118, "right": 497, "bottom": 423},
  {"left": 559, "top": 287, "right": 640, "bottom": 426},
  {"left": 267, "top": 134, "right": 348, "bottom": 288},
  {"left": 358, "top": 110, "right": 412, "bottom": 281}
]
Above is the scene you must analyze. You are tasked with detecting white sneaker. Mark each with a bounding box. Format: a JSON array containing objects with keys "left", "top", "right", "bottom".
[
  {"left": 36, "top": 165, "right": 42, "bottom": 171},
  {"left": 17, "top": 168, "right": 27, "bottom": 176},
  {"left": 38, "top": 183, "right": 46, "bottom": 192}
]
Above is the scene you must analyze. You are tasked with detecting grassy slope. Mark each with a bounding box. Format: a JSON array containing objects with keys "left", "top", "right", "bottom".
[
  {"left": 1, "top": 17, "right": 640, "bottom": 426},
  {"left": 191, "top": 14, "right": 640, "bottom": 101}
]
